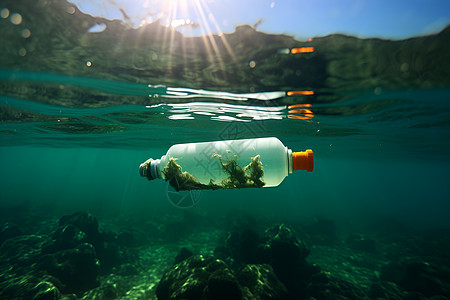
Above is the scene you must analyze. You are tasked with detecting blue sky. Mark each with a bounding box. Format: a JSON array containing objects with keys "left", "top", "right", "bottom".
[{"left": 70, "top": 0, "right": 450, "bottom": 39}]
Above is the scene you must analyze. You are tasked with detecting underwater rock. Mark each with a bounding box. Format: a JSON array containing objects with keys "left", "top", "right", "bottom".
[
  {"left": 306, "top": 271, "right": 370, "bottom": 299},
  {"left": 215, "top": 224, "right": 315, "bottom": 298},
  {"left": 0, "top": 274, "right": 43, "bottom": 300},
  {"left": 58, "top": 212, "right": 101, "bottom": 244},
  {"left": 32, "top": 281, "right": 63, "bottom": 300},
  {"left": 369, "top": 280, "right": 410, "bottom": 300},
  {"left": 0, "top": 222, "right": 24, "bottom": 246},
  {"left": 236, "top": 264, "right": 288, "bottom": 300},
  {"left": 0, "top": 226, "right": 79, "bottom": 297},
  {"left": 44, "top": 223, "right": 89, "bottom": 253},
  {"left": 262, "top": 224, "right": 312, "bottom": 296},
  {"left": 346, "top": 234, "right": 377, "bottom": 253},
  {"left": 42, "top": 242, "right": 100, "bottom": 294},
  {"left": 156, "top": 255, "right": 227, "bottom": 300},
  {"left": 95, "top": 240, "right": 122, "bottom": 274},
  {"left": 223, "top": 228, "right": 268, "bottom": 266},
  {"left": 42, "top": 211, "right": 103, "bottom": 259},
  {"left": 5, "top": 212, "right": 137, "bottom": 296},
  {"left": 380, "top": 257, "right": 450, "bottom": 298},
  {"left": 263, "top": 224, "right": 310, "bottom": 263},
  {"left": 0, "top": 235, "right": 63, "bottom": 299},
  {"left": 156, "top": 254, "right": 289, "bottom": 300},
  {"left": 80, "top": 279, "right": 122, "bottom": 300},
  {"left": 213, "top": 246, "right": 231, "bottom": 264},
  {"left": 42, "top": 211, "right": 123, "bottom": 274},
  {"left": 0, "top": 234, "right": 46, "bottom": 272},
  {"left": 263, "top": 224, "right": 309, "bottom": 268},
  {"left": 204, "top": 268, "right": 242, "bottom": 300},
  {"left": 174, "top": 247, "right": 194, "bottom": 265}
]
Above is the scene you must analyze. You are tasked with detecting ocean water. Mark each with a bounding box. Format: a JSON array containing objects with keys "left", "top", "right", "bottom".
[
  {"left": 1, "top": 1, "right": 450, "bottom": 299},
  {"left": 1, "top": 85, "right": 450, "bottom": 225}
]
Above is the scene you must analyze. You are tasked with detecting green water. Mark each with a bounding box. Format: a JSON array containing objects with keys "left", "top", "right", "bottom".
[
  {"left": 1, "top": 144, "right": 449, "bottom": 226},
  {"left": 0, "top": 1, "right": 450, "bottom": 223},
  {"left": 1, "top": 72, "right": 449, "bottom": 227}
]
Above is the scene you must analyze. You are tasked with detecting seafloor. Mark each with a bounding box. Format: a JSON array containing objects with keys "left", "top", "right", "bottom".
[{"left": 1, "top": 206, "right": 449, "bottom": 299}]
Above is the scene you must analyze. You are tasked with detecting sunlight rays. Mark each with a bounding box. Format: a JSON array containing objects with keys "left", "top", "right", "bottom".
[
  {"left": 100, "top": 0, "right": 239, "bottom": 79},
  {"left": 197, "top": 0, "right": 237, "bottom": 64},
  {"left": 167, "top": 0, "right": 179, "bottom": 71},
  {"left": 153, "top": 0, "right": 238, "bottom": 76},
  {"left": 192, "top": 0, "right": 226, "bottom": 74}
]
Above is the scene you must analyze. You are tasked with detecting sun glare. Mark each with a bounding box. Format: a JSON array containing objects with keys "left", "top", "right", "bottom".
[
  {"left": 151, "top": 0, "right": 238, "bottom": 72},
  {"left": 159, "top": 0, "right": 194, "bottom": 28},
  {"left": 81, "top": 0, "right": 238, "bottom": 80}
]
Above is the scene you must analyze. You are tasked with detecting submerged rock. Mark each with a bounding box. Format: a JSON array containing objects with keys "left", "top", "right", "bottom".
[
  {"left": 263, "top": 224, "right": 310, "bottom": 265},
  {"left": 380, "top": 257, "right": 450, "bottom": 298},
  {"left": 0, "top": 211, "right": 137, "bottom": 299},
  {"left": 0, "top": 235, "right": 48, "bottom": 299},
  {"left": 43, "top": 212, "right": 123, "bottom": 274},
  {"left": 174, "top": 247, "right": 194, "bottom": 265},
  {"left": 58, "top": 212, "right": 101, "bottom": 245},
  {"left": 262, "top": 224, "right": 312, "bottom": 297},
  {"left": 32, "top": 281, "right": 63, "bottom": 300},
  {"left": 156, "top": 254, "right": 288, "bottom": 300},
  {"left": 215, "top": 224, "right": 317, "bottom": 298},
  {"left": 0, "top": 234, "right": 45, "bottom": 265},
  {"left": 42, "top": 243, "right": 100, "bottom": 294},
  {"left": 307, "top": 271, "right": 370, "bottom": 299},
  {"left": 42, "top": 212, "right": 101, "bottom": 254},
  {"left": 369, "top": 280, "right": 410, "bottom": 300},
  {"left": 0, "top": 222, "right": 24, "bottom": 246},
  {"left": 204, "top": 268, "right": 242, "bottom": 300},
  {"left": 222, "top": 228, "right": 267, "bottom": 266},
  {"left": 156, "top": 255, "right": 225, "bottom": 300},
  {"left": 236, "top": 264, "right": 288, "bottom": 300}
]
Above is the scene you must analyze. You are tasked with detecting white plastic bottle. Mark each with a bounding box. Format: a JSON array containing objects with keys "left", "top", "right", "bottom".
[{"left": 139, "top": 137, "right": 313, "bottom": 191}]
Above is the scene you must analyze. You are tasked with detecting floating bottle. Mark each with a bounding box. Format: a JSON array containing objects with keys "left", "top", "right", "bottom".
[{"left": 139, "top": 137, "right": 313, "bottom": 191}]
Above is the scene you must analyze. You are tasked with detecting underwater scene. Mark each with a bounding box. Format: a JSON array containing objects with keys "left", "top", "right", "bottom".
[{"left": 1, "top": 0, "right": 450, "bottom": 299}]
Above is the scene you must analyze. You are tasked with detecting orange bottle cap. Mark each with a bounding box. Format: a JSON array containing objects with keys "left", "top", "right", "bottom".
[{"left": 292, "top": 149, "right": 314, "bottom": 172}]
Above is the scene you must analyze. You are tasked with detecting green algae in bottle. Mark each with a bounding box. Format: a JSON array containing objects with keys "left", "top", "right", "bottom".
[{"left": 139, "top": 137, "right": 313, "bottom": 191}]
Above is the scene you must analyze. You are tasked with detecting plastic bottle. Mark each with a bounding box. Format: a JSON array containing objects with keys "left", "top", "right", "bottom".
[{"left": 139, "top": 137, "right": 313, "bottom": 191}]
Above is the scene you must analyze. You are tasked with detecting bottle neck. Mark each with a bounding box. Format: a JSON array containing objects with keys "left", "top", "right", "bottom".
[
  {"left": 139, "top": 158, "right": 162, "bottom": 180},
  {"left": 287, "top": 148, "right": 294, "bottom": 174},
  {"left": 150, "top": 158, "right": 162, "bottom": 179}
]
